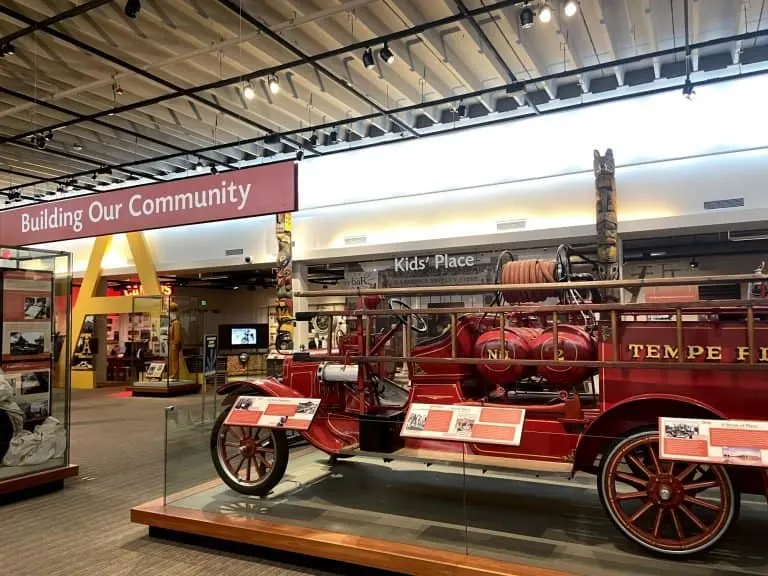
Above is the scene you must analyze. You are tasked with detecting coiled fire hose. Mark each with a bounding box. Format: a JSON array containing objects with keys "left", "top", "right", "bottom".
[{"left": 500, "top": 259, "right": 558, "bottom": 303}]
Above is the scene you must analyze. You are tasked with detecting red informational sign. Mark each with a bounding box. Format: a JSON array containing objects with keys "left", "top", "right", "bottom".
[
  {"left": 0, "top": 161, "right": 297, "bottom": 246},
  {"left": 401, "top": 403, "right": 525, "bottom": 447},
  {"left": 659, "top": 417, "right": 768, "bottom": 467},
  {"left": 223, "top": 396, "right": 321, "bottom": 431}
]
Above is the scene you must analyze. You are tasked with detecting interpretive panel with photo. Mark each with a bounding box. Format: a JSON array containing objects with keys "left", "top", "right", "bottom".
[
  {"left": 660, "top": 416, "right": 768, "bottom": 467},
  {"left": 224, "top": 396, "right": 321, "bottom": 430},
  {"left": 401, "top": 403, "right": 525, "bottom": 446}
]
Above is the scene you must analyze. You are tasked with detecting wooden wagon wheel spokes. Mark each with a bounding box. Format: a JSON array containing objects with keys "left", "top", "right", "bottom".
[
  {"left": 600, "top": 430, "right": 736, "bottom": 555},
  {"left": 218, "top": 424, "right": 278, "bottom": 486}
]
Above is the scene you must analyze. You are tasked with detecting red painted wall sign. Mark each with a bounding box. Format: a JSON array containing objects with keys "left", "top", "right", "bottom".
[{"left": 0, "top": 161, "right": 297, "bottom": 246}]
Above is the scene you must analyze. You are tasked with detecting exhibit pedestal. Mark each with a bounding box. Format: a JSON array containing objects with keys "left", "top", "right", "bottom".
[
  {"left": 131, "top": 491, "right": 566, "bottom": 576},
  {"left": 131, "top": 378, "right": 199, "bottom": 397},
  {"left": 0, "top": 464, "right": 79, "bottom": 496}
]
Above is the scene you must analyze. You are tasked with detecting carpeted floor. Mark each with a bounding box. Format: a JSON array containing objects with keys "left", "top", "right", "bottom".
[{"left": 0, "top": 389, "right": 392, "bottom": 576}]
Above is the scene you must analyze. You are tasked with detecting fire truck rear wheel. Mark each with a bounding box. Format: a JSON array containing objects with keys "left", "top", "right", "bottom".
[
  {"left": 210, "top": 409, "right": 289, "bottom": 497},
  {"left": 598, "top": 428, "right": 737, "bottom": 557}
]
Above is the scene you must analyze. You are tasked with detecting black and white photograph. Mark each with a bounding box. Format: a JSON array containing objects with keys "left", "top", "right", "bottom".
[
  {"left": 722, "top": 446, "right": 762, "bottom": 465},
  {"left": 23, "top": 296, "right": 51, "bottom": 320},
  {"left": 234, "top": 397, "right": 253, "bottom": 410},
  {"left": 295, "top": 400, "right": 318, "bottom": 415},
  {"left": 664, "top": 422, "right": 700, "bottom": 439},
  {"left": 405, "top": 410, "right": 427, "bottom": 431},
  {"left": 9, "top": 331, "right": 45, "bottom": 355},
  {"left": 20, "top": 371, "right": 50, "bottom": 395}
]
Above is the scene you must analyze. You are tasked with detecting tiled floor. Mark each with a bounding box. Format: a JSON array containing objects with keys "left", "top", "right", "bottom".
[{"left": 0, "top": 389, "right": 385, "bottom": 576}]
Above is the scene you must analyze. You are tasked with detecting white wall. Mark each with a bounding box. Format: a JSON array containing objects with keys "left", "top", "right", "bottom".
[{"left": 33, "top": 74, "right": 768, "bottom": 273}]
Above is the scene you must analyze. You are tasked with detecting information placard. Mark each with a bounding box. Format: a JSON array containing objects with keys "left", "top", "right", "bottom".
[
  {"left": 400, "top": 403, "right": 525, "bottom": 446},
  {"left": 660, "top": 417, "right": 768, "bottom": 467},
  {"left": 224, "top": 396, "right": 321, "bottom": 430}
]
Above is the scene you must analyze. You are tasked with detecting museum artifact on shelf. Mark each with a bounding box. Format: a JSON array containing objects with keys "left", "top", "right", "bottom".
[{"left": 0, "top": 246, "right": 77, "bottom": 495}]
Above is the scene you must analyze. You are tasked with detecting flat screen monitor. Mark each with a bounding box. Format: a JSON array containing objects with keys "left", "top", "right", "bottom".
[{"left": 219, "top": 323, "right": 269, "bottom": 350}]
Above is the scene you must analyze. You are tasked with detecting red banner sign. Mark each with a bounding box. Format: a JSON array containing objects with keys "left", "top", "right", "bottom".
[{"left": 0, "top": 161, "right": 297, "bottom": 246}]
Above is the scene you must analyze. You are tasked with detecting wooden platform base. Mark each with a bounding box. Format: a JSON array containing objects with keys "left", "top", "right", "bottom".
[
  {"left": 0, "top": 464, "right": 79, "bottom": 496},
  {"left": 131, "top": 496, "right": 572, "bottom": 576},
  {"left": 131, "top": 383, "right": 200, "bottom": 397}
]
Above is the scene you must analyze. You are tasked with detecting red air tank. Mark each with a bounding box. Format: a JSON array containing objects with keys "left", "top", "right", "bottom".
[
  {"left": 474, "top": 328, "right": 541, "bottom": 387},
  {"left": 531, "top": 325, "right": 596, "bottom": 387}
]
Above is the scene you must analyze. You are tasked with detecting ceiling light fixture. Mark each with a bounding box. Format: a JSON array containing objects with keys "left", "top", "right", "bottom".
[
  {"left": 268, "top": 75, "right": 280, "bottom": 94},
  {"left": 0, "top": 44, "right": 16, "bottom": 57},
  {"left": 563, "top": 0, "right": 578, "bottom": 17},
  {"left": 72, "top": 143, "right": 83, "bottom": 152},
  {"left": 539, "top": 4, "right": 553, "bottom": 23},
  {"left": 243, "top": 83, "right": 255, "bottom": 100},
  {"left": 520, "top": 7, "right": 535, "bottom": 28},
  {"left": 379, "top": 43, "right": 395, "bottom": 65},
  {"left": 683, "top": 75, "right": 695, "bottom": 99},
  {"left": 362, "top": 47, "right": 375, "bottom": 69},
  {"left": 689, "top": 257, "right": 699, "bottom": 270},
  {"left": 296, "top": 149, "right": 305, "bottom": 162},
  {"left": 124, "top": 0, "right": 141, "bottom": 18}
]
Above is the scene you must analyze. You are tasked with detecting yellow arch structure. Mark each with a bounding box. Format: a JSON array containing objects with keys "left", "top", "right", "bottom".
[{"left": 64, "top": 232, "right": 190, "bottom": 388}]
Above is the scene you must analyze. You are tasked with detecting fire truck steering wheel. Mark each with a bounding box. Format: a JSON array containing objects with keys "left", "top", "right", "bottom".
[{"left": 388, "top": 299, "right": 429, "bottom": 333}]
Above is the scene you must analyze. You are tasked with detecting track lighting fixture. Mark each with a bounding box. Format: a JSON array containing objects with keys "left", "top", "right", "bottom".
[
  {"left": 210, "top": 165, "right": 218, "bottom": 175},
  {"left": 243, "top": 83, "right": 255, "bottom": 100},
  {"left": 268, "top": 74, "right": 280, "bottom": 94},
  {"left": 519, "top": 7, "right": 535, "bottom": 29},
  {"left": 683, "top": 75, "right": 695, "bottom": 99},
  {"left": 308, "top": 132, "right": 318, "bottom": 146},
  {"left": 539, "top": 4, "right": 553, "bottom": 23},
  {"left": 689, "top": 257, "right": 699, "bottom": 270},
  {"left": 563, "top": 0, "right": 578, "bottom": 18},
  {"left": 0, "top": 44, "right": 15, "bottom": 57},
  {"left": 72, "top": 142, "right": 83, "bottom": 152},
  {"left": 362, "top": 47, "right": 375, "bottom": 69},
  {"left": 379, "top": 43, "right": 395, "bottom": 65},
  {"left": 296, "top": 149, "right": 305, "bottom": 162},
  {"left": 124, "top": 0, "right": 141, "bottom": 18}
]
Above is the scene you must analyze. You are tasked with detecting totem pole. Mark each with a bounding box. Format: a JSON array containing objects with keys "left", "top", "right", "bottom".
[
  {"left": 593, "top": 148, "right": 619, "bottom": 302},
  {"left": 275, "top": 213, "right": 294, "bottom": 351}
]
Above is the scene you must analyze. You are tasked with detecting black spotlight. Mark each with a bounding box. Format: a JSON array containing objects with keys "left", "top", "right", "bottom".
[
  {"left": 519, "top": 7, "right": 535, "bottom": 29},
  {"left": 379, "top": 43, "right": 394, "bottom": 65},
  {"left": 682, "top": 76, "right": 695, "bottom": 99},
  {"left": 362, "top": 47, "right": 375, "bottom": 69},
  {"left": 328, "top": 130, "right": 338, "bottom": 144},
  {"left": 296, "top": 149, "right": 305, "bottom": 162},
  {"left": 0, "top": 44, "right": 16, "bottom": 57},
  {"left": 124, "top": 0, "right": 141, "bottom": 18},
  {"left": 689, "top": 257, "right": 699, "bottom": 270}
]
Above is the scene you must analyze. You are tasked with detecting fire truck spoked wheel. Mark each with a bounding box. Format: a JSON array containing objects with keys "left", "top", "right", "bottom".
[
  {"left": 598, "top": 428, "right": 738, "bottom": 557},
  {"left": 210, "top": 409, "right": 289, "bottom": 496}
]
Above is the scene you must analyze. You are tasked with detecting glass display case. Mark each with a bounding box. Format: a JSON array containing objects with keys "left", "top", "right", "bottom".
[
  {"left": 0, "top": 245, "right": 77, "bottom": 494},
  {"left": 130, "top": 401, "right": 768, "bottom": 576},
  {"left": 129, "top": 295, "right": 200, "bottom": 397}
]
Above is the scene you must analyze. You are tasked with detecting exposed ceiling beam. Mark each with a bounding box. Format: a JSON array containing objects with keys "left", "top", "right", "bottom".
[
  {"left": 0, "top": 5, "right": 313, "bottom": 154},
  {"left": 216, "top": 0, "right": 420, "bottom": 138},
  {"left": 0, "top": 0, "right": 113, "bottom": 45},
  {"left": 4, "top": 25, "right": 767, "bottom": 198}
]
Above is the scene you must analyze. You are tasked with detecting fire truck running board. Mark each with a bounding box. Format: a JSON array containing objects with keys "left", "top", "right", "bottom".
[{"left": 337, "top": 447, "right": 573, "bottom": 478}]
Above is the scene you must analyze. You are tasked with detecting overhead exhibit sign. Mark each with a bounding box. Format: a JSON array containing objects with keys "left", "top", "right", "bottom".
[
  {"left": 393, "top": 253, "right": 476, "bottom": 272},
  {"left": 0, "top": 161, "right": 298, "bottom": 246}
]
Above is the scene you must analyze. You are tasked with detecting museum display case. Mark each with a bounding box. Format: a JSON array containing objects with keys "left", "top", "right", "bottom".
[
  {"left": 131, "top": 400, "right": 768, "bottom": 576},
  {"left": 129, "top": 295, "right": 200, "bottom": 397},
  {"left": 0, "top": 246, "right": 77, "bottom": 495}
]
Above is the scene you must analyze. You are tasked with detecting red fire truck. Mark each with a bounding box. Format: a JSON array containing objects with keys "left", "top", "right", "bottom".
[{"left": 210, "top": 247, "right": 768, "bottom": 558}]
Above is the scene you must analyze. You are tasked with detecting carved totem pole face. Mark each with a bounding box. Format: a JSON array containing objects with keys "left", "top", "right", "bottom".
[{"left": 593, "top": 148, "right": 615, "bottom": 177}]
